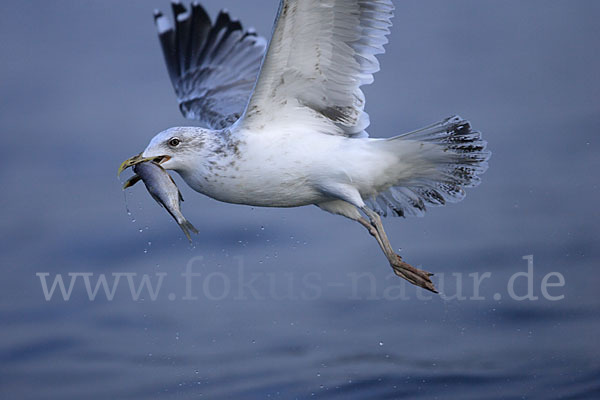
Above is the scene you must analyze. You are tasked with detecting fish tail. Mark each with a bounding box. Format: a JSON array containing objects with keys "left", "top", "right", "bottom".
[{"left": 178, "top": 219, "right": 199, "bottom": 242}]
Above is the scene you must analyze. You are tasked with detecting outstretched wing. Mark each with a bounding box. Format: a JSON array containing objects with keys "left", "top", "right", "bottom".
[
  {"left": 240, "top": 0, "right": 394, "bottom": 138},
  {"left": 154, "top": 2, "right": 267, "bottom": 130}
]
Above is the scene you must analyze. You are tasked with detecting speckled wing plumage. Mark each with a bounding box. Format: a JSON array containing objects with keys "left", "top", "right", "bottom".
[
  {"left": 242, "top": 0, "right": 394, "bottom": 138},
  {"left": 154, "top": 2, "right": 267, "bottom": 130}
]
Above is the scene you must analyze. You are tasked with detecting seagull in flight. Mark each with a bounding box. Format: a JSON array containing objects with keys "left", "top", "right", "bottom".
[{"left": 119, "top": 0, "right": 490, "bottom": 293}]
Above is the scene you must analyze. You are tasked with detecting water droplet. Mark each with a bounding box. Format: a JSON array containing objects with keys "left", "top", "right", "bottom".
[
  {"left": 260, "top": 226, "right": 265, "bottom": 230},
  {"left": 379, "top": 341, "right": 384, "bottom": 346},
  {"left": 139, "top": 229, "right": 143, "bottom": 233}
]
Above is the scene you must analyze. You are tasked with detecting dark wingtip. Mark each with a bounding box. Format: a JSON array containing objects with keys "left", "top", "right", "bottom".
[
  {"left": 229, "top": 19, "right": 243, "bottom": 32},
  {"left": 190, "top": 2, "right": 211, "bottom": 25},
  {"left": 215, "top": 9, "right": 232, "bottom": 26},
  {"left": 171, "top": 0, "right": 187, "bottom": 17}
]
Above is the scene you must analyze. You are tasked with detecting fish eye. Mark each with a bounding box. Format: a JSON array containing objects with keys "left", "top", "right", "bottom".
[{"left": 168, "top": 137, "right": 181, "bottom": 147}]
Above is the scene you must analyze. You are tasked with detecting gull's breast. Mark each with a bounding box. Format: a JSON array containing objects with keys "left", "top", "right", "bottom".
[
  {"left": 184, "top": 162, "right": 326, "bottom": 207},
  {"left": 180, "top": 139, "right": 327, "bottom": 207}
]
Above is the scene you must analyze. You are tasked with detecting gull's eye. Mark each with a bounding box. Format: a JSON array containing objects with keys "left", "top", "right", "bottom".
[{"left": 168, "top": 137, "right": 181, "bottom": 147}]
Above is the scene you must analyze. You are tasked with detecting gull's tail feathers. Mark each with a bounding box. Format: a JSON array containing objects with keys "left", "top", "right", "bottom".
[{"left": 366, "top": 116, "right": 490, "bottom": 217}]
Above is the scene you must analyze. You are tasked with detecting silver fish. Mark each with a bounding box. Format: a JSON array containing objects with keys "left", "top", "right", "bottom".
[{"left": 123, "top": 162, "right": 198, "bottom": 241}]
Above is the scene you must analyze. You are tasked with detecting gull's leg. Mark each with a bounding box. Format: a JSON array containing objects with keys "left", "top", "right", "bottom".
[
  {"left": 316, "top": 198, "right": 437, "bottom": 292},
  {"left": 357, "top": 217, "right": 387, "bottom": 252},
  {"left": 360, "top": 207, "right": 438, "bottom": 293}
]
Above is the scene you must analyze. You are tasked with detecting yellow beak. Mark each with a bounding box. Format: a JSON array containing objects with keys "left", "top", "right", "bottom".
[{"left": 117, "top": 153, "right": 157, "bottom": 176}]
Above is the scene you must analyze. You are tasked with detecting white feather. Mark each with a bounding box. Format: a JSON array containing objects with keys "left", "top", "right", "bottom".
[{"left": 241, "top": 0, "right": 394, "bottom": 138}]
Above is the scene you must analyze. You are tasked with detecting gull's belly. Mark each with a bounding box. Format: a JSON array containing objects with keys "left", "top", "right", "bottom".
[
  {"left": 185, "top": 161, "right": 326, "bottom": 207},
  {"left": 181, "top": 139, "right": 331, "bottom": 207},
  {"left": 180, "top": 129, "right": 384, "bottom": 208}
]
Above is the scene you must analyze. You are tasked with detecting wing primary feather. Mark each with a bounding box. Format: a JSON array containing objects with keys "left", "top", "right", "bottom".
[
  {"left": 210, "top": 21, "right": 244, "bottom": 64},
  {"left": 172, "top": 1, "right": 191, "bottom": 74},
  {"left": 155, "top": 2, "right": 266, "bottom": 129},
  {"left": 171, "top": 1, "right": 187, "bottom": 17},
  {"left": 198, "top": 11, "right": 231, "bottom": 62},
  {"left": 188, "top": 3, "right": 212, "bottom": 68},
  {"left": 154, "top": 10, "right": 178, "bottom": 86}
]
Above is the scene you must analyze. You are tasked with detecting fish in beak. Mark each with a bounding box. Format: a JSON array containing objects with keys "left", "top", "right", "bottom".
[
  {"left": 117, "top": 153, "right": 170, "bottom": 176},
  {"left": 121, "top": 161, "right": 198, "bottom": 242}
]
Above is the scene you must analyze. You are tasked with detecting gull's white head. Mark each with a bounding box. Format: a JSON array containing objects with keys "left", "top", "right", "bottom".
[
  {"left": 142, "top": 127, "right": 208, "bottom": 172},
  {"left": 118, "top": 127, "right": 209, "bottom": 176}
]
